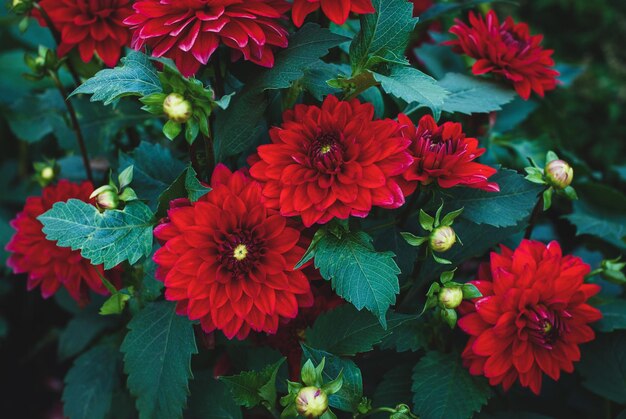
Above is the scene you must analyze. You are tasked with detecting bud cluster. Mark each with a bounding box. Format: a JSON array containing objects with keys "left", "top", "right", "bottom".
[
  {"left": 33, "top": 160, "right": 59, "bottom": 187},
  {"left": 525, "top": 151, "right": 578, "bottom": 210},
  {"left": 90, "top": 165, "right": 138, "bottom": 211},
  {"left": 422, "top": 269, "right": 482, "bottom": 328}
]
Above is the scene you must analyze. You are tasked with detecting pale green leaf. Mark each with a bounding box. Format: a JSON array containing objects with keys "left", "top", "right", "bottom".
[{"left": 438, "top": 73, "right": 516, "bottom": 115}]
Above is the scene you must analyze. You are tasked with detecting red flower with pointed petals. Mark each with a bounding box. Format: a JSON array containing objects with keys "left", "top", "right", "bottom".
[
  {"left": 446, "top": 11, "right": 559, "bottom": 100},
  {"left": 34, "top": 0, "right": 133, "bottom": 67},
  {"left": 6, "top": 180, "right": 120, "bottom": 305},
  {"left": 153, "top": 165, "right": 313, "bottom": 340},
  {"left": 292, "top": 0, "right": 375, "bottom": 27},
  {"left": 249, "top": 95, "right": 413, "bottom": 227},
  {"left": 458, "top": 240, "right": 602, "bottom": 395},
  {"left": 395, "top": 114, "right": 499, "bottom": 196},
  {"left": 124, "top": 0, "right": 290, "bottom": 77}
]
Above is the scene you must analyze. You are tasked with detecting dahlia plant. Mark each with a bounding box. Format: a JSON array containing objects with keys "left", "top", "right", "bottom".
[{"left": 1, "top": 0, "right": 624, "bottom": 418}]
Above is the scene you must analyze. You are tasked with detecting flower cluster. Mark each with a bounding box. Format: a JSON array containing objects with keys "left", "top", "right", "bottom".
[
  {"left": 458, "top": 240, "right": 602, "bottom": 394},
  {"left": 6, "top": 181, "right": 119, "bottom": 305},
  {"left": 446, "top": 10, "right": 559, "bottom": 99}
]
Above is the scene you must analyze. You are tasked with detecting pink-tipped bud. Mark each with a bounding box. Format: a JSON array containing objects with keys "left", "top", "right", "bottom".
[
  {"left": 545, "top": 159, "right": 573, "bottom": 189},
  {"left": 163, "top": 93, "right": 192, "bottom": 123},
  {"left": 429, "top": 226, "right": 456, "bottom": 253},
  {"left": 438, "top": 287, "right": 464, "bottom": 309},
  {"left": 296, "top": 387, "right": 329, "bottom": 418}
]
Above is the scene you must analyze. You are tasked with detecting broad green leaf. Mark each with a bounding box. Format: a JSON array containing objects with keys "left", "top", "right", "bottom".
[
  {"left": 63, "top": 344, "right": 120, "bottom": 419},
  {"left": 596, "top": 300, "right": 626, "bottom": 332},
  {"left": 39, "top": 199, "right": 154, "bottom": 270},
  {"left": 578, "top": 331, "right": 626, "bottom": 403},
  {"left": 379, "top": 318, "right": 429, "bottom": 353},
  {"left": 58, "top": 302, "right": 118, "bottom": 360},
  {"left": 7, "top": 89, "right": 73, "bottom": 143},
  {"left": 438, "top": 73, "right": 516, "bottom": 115},
  {"left": 186, "top": 372, "right": 242, "bottom": 419},
  {"left": 437, "top": 169, "right": 543, "bottom": 228},
  {"left": 185, "top": 166, "right": 211, "bottom": 202},
  {"left": 302, "top": 345, "right": 363, "bottom": 412},
  {"left": 412, "top": 352, "right": 492, "bottom": 419},
  {"left": 374, "top": 66, "right": 448, "bottom": 120},
  {"left": 119, "top": 142, "right": 186, "bottom": 209},
  {"left": 350, "top": 0, "right": 418, "bottom": 71},
  {"left": 220, "top": 358, "right": 285, "bottom": 410},
  {"left": 121, "top": 301, "right": 198, "bottom": 419},
  {"left": 300, "top": 62, "right": 344, "bottom": 100},
  {"left": 70, "top": 51, "right": 162, "bottom": 105},
  {"left": 373, "top": 364, "right": 415, "bottom": 416},
  {"left": 306, "top": 305, "right": 414, "bottom": 356},
  {"left": 311, "top": 230, "right": 401, "bottom": 328}
]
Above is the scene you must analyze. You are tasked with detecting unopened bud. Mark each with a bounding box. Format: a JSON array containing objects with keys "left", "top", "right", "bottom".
[
  {"left": 41, "top": 167, "right": 55, "bottom": 181},
  {"left": 429, "top": 226, "right": 456, "bottom": 253},
  {"left": 90, "top": 185, "right": 120, "bottom": 210},
  {"left": 296, "top": 387, "right": 329, "bottom": 419},
  {"left": 438, "top": 287, "right": 463, "bottom": 309},
  {"left": 163, "top": 93, "right": 192, "bottom": 123},
  {"left": 545, "top": 159, "right": 573, "bottom": 189}
]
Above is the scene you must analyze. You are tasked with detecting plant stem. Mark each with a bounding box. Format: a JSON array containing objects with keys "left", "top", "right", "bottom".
[
  {"left": 524, "top": 194, "right": 544, "bottom": 239},
  {"left": 353, "top": 407, "right": 398, "bottom": 418},
  {"left": 204, "top": 131, "right": 216, "bottom": 175},
  {"left": 49, "top": 70, "right": 94, "bottom": 183}
]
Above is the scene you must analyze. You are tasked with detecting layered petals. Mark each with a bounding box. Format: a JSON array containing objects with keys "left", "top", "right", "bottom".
[
  {"left": 249, "top": 95, "right": 414, "bottom": 227},
  {"left": 153, "top": 164, "right": 313, "bottom": 340},
  {"left": 446, "top": 11, "right": 559, "bottom": 99},
  {"left": 459, "top": 240, "right": 602, "bottom": 394},
  {"left": 6, "top": 180, "right": 120, "bottom": 305},
  {"left": 291, "top": 0, "right": 375, "bottom": 26},
  {"left": 124, "top": 0, "right": 291, "bottom": 76}
]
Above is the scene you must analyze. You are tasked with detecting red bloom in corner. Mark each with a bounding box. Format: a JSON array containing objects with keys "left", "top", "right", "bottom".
[
  {"left": 34, "top": 0, "right": 133, "bottom": 67},
  {"left": 446, "top": 11, "right": 559, "bottom": 99},
  {"left": 153, "top": 165, "right": 313, "bottom": 340},
  {"left": 396, "top": 114, "right": 499, "bottom": 196},
  {"left": 124, "top": 0, "right": 291, "bottom": 77},
  {"left": 292, "top": 0, "right": 375, "bottom": 27},
  {"left": 458, "top": 240, "right": 602, "bottom": 395},
  {"left": 249, "top": 95, "right": 413, "bottom": 227},
  {"left": 6, "top": 181, "right": 119, "bottom": 305}
]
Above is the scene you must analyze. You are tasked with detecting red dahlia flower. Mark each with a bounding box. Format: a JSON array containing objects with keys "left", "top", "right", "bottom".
[
  {"left": 458, "top": 240, "right": 602, "bottom": 395},
  {"left": 6, "top": 180, "right": 119, "bottom": 305},
  {"left": 124, "top": 0, "right": 291, "bottom": 77},
  {"left": 34, "top": 0, "right": 133, "bottom": 67},
  {"left": 395, "top": 114, "right": 499, "bottom": 196},
  {"left": 291, "top": 0, "right": 375, "bottom": 27},
  {"left": 446, "top": 11, "right": 559, "bottom": 100},
  {"left": 249, "top": 95, "right": 413, "bottom": 227},
  {"left": 153, "top": 165, "right": 314, "bottom": 340}
]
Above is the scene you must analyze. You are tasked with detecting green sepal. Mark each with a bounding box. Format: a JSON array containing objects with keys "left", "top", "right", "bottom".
[
  {"left": 462, "top": 283, "right": 482, "bottom": 299},
  {"left": 440, "top": 207, "right": 464, "bottom": 227},
  {"left": 419, "top": 209, "right": 435, "bottom": 231},
  {"left": 542, "top": 187, "right": 554, "bottom": 211},
  {"left": 321, "top": 370, "right": 343, "bottom": 395},
  {"left": 440, "top": 308, "right": 458, "bottom": 329},
  {"left": 401, "top": 232, "right": 427, "bottom": 247},
  {"left": 163, "top": 120, "right": 182, "bottom": 140}
]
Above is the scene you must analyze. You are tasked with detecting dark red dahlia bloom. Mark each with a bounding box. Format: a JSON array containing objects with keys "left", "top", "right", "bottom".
[
  {"left": 249, "top": 95, "right": 413, "bottom": 227},
  {"left": 153, "top": 164, "right": 314, "bottom": 340},
  {"left": 396, "top": 114, "right": 499, "bottom": 196},
  {"left": 291, "top": 0, "right": 375, "bottom": 27},
  {"left": 124, "top": 0, "right": 291, "bottom": 77},
  {"left": 458, "top": 240, "right": 602, "bottom": 395},
  {"left": 34, "top": 0, "right": 133, "bottom": 67},
  {"left": 446, "top": 11, "right": 559, "bottom": 100},
  {"left": 6, "top": 180, "right": 119, "bottom": 305}
]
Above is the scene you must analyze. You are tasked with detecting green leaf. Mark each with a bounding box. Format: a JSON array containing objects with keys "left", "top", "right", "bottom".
[
  {"left": 100, "top": 291, "right": 132, "bottom": 315},
  {"left": 306, "top": 305, "right": 414, "bottom": 356},
  {"left": 350, "top": 0, "right": 419, "bottom": 71},
  {"left": 39, "top": 200, "right": 154, "bottom": 270},
  {"left": 63, "top": 344, "right": 120, "bottom": 419},
  {"left": 185, "top": 166, "right": 211, "bottom": 202},
  {"left": 214, "top": 24, "right": 348, "bottom": 160},
  {"left": 412, "top": 352, "right": 492, "bottom": 419},
  {"left": 186, "top": 372, "right": 243, "bottom": 419},
  {"left": 438, "top": 73, "right": 516, "bottom": 115},
  {"left": 437, "top": 169, "right": 543, "bottom": 228},
  {"left": 58, "top": 303, "right": 118, "bottom": 360},
  {"left": 119, "top": 142, "right": 186, "bottom": 209},
  {"left": 578, "top": 331, "right": 626, "bottom": 403},
  {"left": 220, "top": 358, "right": 285, "bottom": 410},
  {"left": 311, "top": 230, "right": 400, "bottom": 328},
  {"left": 300, "top": 62, "right": 345, "bottom": 100},
  {"left": 70, "top": 51, "right": 162, "bottom": 105},
  {"left": 374, "top": 66, "right": 448, "bottom": 120},
  {"left": 121, "top": 301, "right": 197, "bottom": 419},
  {"left": 301, "top": 345, "right": 363, "bottom": 412},
  {"left": 596, "top": 300, "right": 626, "bottom": 332}
]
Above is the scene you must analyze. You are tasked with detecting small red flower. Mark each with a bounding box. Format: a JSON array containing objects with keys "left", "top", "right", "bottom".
[
  {"left": 153, "top": 165, "right": 314, "bottom": 340},
  {"left": 6, "top": 180, "right": 119, "bottom": 305},
  {"left": 34, "top": 0, "right": 133, "bottom": 67},
  {"left": 458, "top": 240, "right": 602, "bottom": 395},
  {"left": 124, "top": 0, "right": 291, "bottom": 77},
  {"left": 396, "top": 114, "right": 499, "bottom": 196},
  {"left": 291, "top": 0, "right": 375, "bottom": 27},
  {"left": 249, "top": 95, "right": 413, "bottom": 227},
  {"left": 446, "top": 11, "right": 559, "bottom": 100}
]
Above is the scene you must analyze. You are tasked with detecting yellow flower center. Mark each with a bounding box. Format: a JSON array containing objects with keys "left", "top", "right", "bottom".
[
  {"left": 542, "top": 322, "right": 553, "bottom": 334},
  {"left": 233, "top": 244, "right": 248, "bottom": 261},
  {"left": 320, "top": 144, "right": 332, "bottom": 154}
]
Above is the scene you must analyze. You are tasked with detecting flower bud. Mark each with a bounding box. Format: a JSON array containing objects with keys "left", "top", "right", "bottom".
[
  {"left": 163, "top": 93, "right": 192, "bottom": 123},
  {"left": 90, "top": 185, "right": 120, "bottom": 210},
  {"left": 545, "top": 159, "right": 573, "bottom": 189},
  {"left": 438, "top": 287, "right": 464, "bottom": 309},
  {"left": 296, "top": 387, "right": 329, "bottom": 418},
  {"left": 429, "top": 226, "right": 456, "bottom": 253}
]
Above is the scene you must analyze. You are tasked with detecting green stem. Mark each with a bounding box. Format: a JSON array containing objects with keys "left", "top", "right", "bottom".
[
  {"left": 354, "top": 407, "right": 400, "bottom": 418},
  {"left": 524, "top": 194, "right": 544, "bottom": 239}
]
